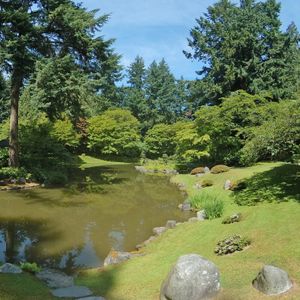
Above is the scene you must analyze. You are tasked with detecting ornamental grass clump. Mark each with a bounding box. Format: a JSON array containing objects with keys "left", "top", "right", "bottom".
[{"left": 188, "top": 191, "right": 224, "bottom": 219}]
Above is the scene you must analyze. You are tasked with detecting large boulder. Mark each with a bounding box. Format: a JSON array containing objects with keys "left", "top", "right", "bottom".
[
  {"left": 160, "top": 254, "right": 220, "bottom": 300},
  {"left": 252, "top": 265, "right": 293, "bottom": 295}
]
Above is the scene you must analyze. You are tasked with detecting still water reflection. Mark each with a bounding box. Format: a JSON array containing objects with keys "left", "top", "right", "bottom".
[{"left": 0, "top": 164, "right": 189, "bottom": 273}]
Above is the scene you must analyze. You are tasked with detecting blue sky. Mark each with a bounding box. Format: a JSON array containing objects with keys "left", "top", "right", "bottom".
[{"left": 78, "top": 0, "right": 299, "bottom": 80}]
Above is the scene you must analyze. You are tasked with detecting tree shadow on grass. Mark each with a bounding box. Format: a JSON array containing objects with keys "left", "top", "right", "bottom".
[
  {"left": 78, "top": 265, "right": 123, "bottom": 300},
  {"left": 233, "top": 164, "right": 300, "bottom": 205}
]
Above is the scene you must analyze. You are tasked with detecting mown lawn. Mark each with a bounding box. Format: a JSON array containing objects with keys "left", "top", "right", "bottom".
[{"left": 76, "top": 162, "right": 300, "bottom": 300}]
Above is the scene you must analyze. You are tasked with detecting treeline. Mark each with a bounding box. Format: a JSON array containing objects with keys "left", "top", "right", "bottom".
[{"left": 0, "top": 0, "right": 300, "bottom": 183}]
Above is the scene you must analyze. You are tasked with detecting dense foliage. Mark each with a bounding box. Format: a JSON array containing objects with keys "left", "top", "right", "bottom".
[
  {"left": 87, "top": 109, "right": 141, "bottom": 157},
  {"left": 185, "top": 0, "right": 300, "bottom": 104},
  {"left": 0, "top": 0, "right": 299, "bottom": 183}
]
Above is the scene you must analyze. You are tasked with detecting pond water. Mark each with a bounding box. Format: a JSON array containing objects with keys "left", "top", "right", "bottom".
[{"left": 0, "top": 164, "right": 189, "bottom": 273}]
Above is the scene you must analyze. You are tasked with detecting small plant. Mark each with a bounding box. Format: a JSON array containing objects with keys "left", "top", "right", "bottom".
[
  {"left": 188, "top": 191, "right": 224, "bottom": 219},
  {"left": 211, "top": 164, "right": 230, "bottom": 174},
  {"left": 20, "top": 262, "right": 42, "bottom": 274},
  {"left": 222, "top": 213, "right": 241, "bottom": 224},
  {"left": 214, "top": 235, "right": 251, "bottom": 255},
  {"left": 190, "top": 167, "right": 205, "bottom": 175},
  {"left": 201, "top": 179, "right": 213, "bottom": 187}
]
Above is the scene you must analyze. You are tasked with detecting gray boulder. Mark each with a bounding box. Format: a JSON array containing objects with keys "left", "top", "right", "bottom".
[
  {"left": 188, "top": 217, "right": 199, "bottom": 223},
  {"left": 166, "top": 220, "right": 177, "bottom": 229},
  {"left": 160, "top": 254, "right": 220, "bottom": 300},
  {"left": 0, "top": 263, "right": 22, "bottom": 274},
  {"left": 197, "top": 210, "right": 206, "bottom": 221},
  {"left": 153, "top": 227, "right": 167, "bottom": 236},
  {"left": 224, "top": 179, "right": 232, "bottom": 190},
  {"left": 180, "top": 201, "right": 191, "bottom": 211},
  {"left": 252, "top": 265, "right": 293, "bottom": 295},
  {"left": 204, "top": 167, "right": 210, "bottom": 173},
  {"left": 36, "top": 269, "right": 74, "bottom": 288},
  {"left": 51, "top": 286, "right": 93, "bottom": 298}
]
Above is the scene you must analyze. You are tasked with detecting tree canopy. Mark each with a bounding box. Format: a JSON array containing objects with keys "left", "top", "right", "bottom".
[{"left": 185, "top": 0, "right": 300, "bottom": 104}]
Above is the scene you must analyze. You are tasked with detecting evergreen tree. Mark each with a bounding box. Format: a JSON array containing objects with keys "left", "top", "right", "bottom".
[
  {"left": 145, "top": 59, "right": 178, "bottom": 125},
  {"left": 185, "top": 0, "right": 300, "bottom": 105},
  {"left": 0, "top": 0, "right": 120, "bottom": 166},
  {"left": 127, "top": 56, "right": 146, "bottom": 90},
  {"left": 0, "top": 74, "right": 9, "bottom": 124}
]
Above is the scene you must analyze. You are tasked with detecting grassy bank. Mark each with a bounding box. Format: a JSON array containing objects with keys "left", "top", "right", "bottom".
[
  {"left": 0, "top": 273, "right": 55, "bottom": 300},
  {"left": 76, "top": 162, "right": 300, "bottom": 300}
]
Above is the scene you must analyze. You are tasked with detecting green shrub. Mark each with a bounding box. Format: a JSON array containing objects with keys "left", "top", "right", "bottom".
[
  {"left": 51, "top": 117, "right": 81, "bottom": 149},
  {"left": 0, "top": 167, "right": 28, "bottom": 180},
  {"left": 144, "top": 123, "right": 177, "bottom": 158},
  {"left": 88, "top": 108, "right": 142, "bottom": 157},
  {"left": 214, "top": 235, "right": 251, "bottom": 255},
  {"left": 188, "top": 191, "right": 224, "bottom": 219},
  {"left": 19, "top": 116, "right": 74, "bottom": 184},
  {"left": 0, "top": 147, "right": 8, "bottom": 167},
  {"left": 190, "top": 167, "right": 205, "bottom": 175},
  {"left": 201, "top": 179, "right": 214, "bottom": 187},
  {"left": 211, "top": 164, "right": 230, "bottom": 174},
  {"left": 20, "top": 262, "right": 41, "bottom": 274}
]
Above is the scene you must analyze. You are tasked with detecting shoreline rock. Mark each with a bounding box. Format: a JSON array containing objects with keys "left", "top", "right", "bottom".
[{"left": 135, "top": 166, "right": 178, "bottom": 175}]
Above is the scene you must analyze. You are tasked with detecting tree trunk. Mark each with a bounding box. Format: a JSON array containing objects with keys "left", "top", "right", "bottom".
[{"left": 9, "top": 69, "right": 23, "bottom": 168}]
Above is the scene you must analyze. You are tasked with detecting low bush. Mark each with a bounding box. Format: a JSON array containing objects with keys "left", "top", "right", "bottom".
[
  {"left": 211, "top": 164, "right": 230, "bottom": 174},
  {"left": 0, "top": 147, "right": 8, "bottom": 168},
  {"left": 214, "top": 235, "right": 251, "bottom": 255},
  {"left": 201, "top": 179, "right": 214, "bottom": 187},
  {"left": 20, "top": 262, "right": 41, "bottom": 274},
  {"left": 188, "top": 191, "right": 224, "bottom": 219},
  {"left": 190, "top": 167, "right": 205, "bottom": 175},
  {"left": 0, "top": 167, "right": 28, "bottom": 180}
]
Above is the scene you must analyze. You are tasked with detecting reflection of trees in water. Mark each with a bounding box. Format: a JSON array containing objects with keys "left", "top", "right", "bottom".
[
  {"left": 0, "top": 219, "right": 103, "bottom": 274},
  {"left": 0, "top": 221, "right": 34, "bottom": 263}
]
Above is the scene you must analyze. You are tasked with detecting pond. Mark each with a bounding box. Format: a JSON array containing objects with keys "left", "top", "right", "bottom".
[{"left": 0, "top": 164, "right": 189, "bottom": 273}]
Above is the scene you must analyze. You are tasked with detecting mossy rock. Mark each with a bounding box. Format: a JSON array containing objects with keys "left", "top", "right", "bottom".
[
  {"left": 201, "top": 179, "right": 214, "bottom": 187},
  {"left": 211, "top": 165, "right": 230, "bottom": 174},
  {"left": 190, "top": 167, "right": 205, "bottom": 175},
  {"left": 222, "top": 213, "right": 241, "bottom": 224},
  {"left": 229, "top": 180, "right": 247, "bottom": 191}
]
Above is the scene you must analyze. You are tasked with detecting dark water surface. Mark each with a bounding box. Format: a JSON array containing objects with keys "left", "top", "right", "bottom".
[{"left": 0, "top": 164, "right": 189, "bottom": 273}]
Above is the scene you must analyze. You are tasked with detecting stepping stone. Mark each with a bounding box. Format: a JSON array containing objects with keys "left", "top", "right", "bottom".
[
  {"left": 51, "top": 286, "right": 93, "bottom": 298},
  {"left": 36, "top": 269, "right": 74, "bottom": 288},
  {"left": 77, "top": 297, "right": 106, "bottom": 300},
  {"left": 0, "top": 263, "right": 22, "bottom": 274}
]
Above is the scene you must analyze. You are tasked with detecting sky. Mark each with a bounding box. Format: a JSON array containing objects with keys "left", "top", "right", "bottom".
[{"left": 77, "top": 0, "right": 300, "bottom": 81}]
